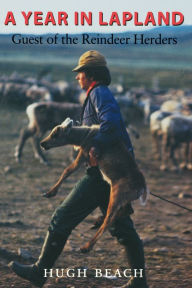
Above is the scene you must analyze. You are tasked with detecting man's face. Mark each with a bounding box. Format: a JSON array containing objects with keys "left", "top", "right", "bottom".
[{"left": 76, "top": 72, "right": 93, "bottom": 90}]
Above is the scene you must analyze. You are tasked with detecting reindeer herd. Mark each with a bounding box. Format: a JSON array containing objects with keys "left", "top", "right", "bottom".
[{"left": 4, "top": 73, "right": 190, "bottom": 173}]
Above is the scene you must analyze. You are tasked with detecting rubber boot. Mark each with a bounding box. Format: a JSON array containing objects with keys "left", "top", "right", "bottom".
[
  {"left": 117, "top": 233, "right": 148, "bottom": 288},
  {"left": 8, "top": 231, "right": 68, "bottom": 287}
]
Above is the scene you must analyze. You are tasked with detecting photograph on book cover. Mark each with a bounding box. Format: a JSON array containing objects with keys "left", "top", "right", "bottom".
[{"left": 0, "top": 0, "right": 192, "bottom": 287}]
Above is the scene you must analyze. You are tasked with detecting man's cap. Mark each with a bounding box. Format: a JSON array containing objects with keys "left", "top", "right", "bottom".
[{"left": 72, "top": 50, "right": 107, "bottom": 72}]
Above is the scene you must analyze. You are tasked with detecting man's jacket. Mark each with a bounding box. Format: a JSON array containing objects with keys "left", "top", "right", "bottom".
[{"left": 81, "top": 85, "right": 134, "bottom": 154}]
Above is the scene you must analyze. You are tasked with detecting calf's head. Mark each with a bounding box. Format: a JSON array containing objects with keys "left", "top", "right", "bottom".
[{"left": 40, "top": 118, "right": 74, "bottom": 150}]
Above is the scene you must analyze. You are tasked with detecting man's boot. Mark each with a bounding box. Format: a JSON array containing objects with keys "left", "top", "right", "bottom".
[
  {"left": 117, "top": 233, "right": 148, "bottom": 288},
  {"left": 8, "top": 230, "right": 68, "bottom": 287}
]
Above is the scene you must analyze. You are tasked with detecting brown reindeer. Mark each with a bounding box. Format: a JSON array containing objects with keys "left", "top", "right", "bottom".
[{"left": 40, "top": 118, "right": 148, "bottom": 253}]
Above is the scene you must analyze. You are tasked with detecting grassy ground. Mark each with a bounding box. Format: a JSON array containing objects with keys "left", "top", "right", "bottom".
[{"left": 0, "top": 107, "right": 192, "bottom": 287}]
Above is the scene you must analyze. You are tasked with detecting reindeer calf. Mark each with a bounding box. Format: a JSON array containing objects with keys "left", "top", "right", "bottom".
[{"left": 40, "top": 118, "right": 148, "bottom": 253}]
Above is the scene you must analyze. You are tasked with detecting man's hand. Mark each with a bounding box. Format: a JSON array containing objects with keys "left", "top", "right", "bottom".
[{"left": 89, "top": 146, "right": 100, "bottom": 166}]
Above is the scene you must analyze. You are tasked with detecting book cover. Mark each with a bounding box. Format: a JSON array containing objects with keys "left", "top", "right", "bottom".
[{"left": 0, "top": 1, "right": 191, "bottom": 288}]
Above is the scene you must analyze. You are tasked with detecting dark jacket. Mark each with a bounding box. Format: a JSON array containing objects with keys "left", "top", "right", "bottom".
[{"left": 81, "top": 85, "right": 134, "bottom": 155}]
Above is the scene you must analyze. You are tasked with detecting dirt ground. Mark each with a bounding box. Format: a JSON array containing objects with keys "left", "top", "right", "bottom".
[{"left": 0, "top": 107, "right": 192, "bottom": 288}]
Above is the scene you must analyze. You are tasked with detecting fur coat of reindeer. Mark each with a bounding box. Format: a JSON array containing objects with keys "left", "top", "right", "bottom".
[{"left": 41, "top": 118, "right": 148, "bottom": 253}]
